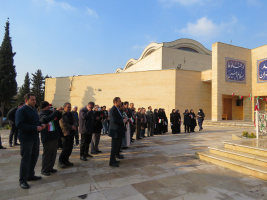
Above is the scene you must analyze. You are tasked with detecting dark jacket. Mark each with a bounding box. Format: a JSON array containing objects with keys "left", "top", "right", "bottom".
[
  {"left": 79, "top": 106, "right": 94, "bottom": 135},
  {"left": 93, "top": 110, "right": 103, "bottom": 133},
  {"left": 7, "top": 107, "right": 18, "bottom": 123},
  {"left": 71, "top": 111, "right": 79, "bottom": 126},
  {"left": 39, "top": 110, "right": 62, "bottom": 143},
  {"left": 59, "top": 112, "right": 77, "bottom": 136},
  {"left": 183, "top": 112, "right": 191, "bottom": 126},
  {"left": 15, "top": 105, "right": 41, "bottom": 142},
  {"left": 146, "top": 110, "right": 154, "bottom": 123},
  {"left": 108, "top": 105, "right": 125, "bottom": 139}
]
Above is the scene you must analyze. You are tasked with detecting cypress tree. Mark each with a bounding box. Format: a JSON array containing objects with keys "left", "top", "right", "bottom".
[
  {"left": 17, "top": 72, "right": 30, "bottom": 103},
  {"left": 31, "top": 69, "right": 45, "bottom": 106},
  {"left": 0, "top": 19, "right": 17, "bottom": 124}
]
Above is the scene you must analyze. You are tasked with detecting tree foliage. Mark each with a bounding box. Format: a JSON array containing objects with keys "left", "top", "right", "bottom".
[
  {"left": 17, "top": 72, "right": 30, "bottom": 103},
  {"left": 31, "top": 69, "right": 45, "bottom": 106},
  {"left": 0, "top": 19, "right": 17, "bottom": 122}
]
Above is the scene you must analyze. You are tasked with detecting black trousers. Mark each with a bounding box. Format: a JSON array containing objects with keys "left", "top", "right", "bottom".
[
  {"left": 110, "top": 138, "right": 122, "bottom": 163},
  {"left": 136, "top": 121, "right": 141, "bottom": 139},
  {"left": 59, "top": 135, "right": 74, "bottom": 164},
  {"left": 19, "top": 139, "right": 40, "bottom": 182},
  {"left": 147, "top": 122, "right": 154, "bottom": 136},
  {"left": 80, "top": 134, "right": 92, "bottom": 156},
  {"left": 42, "top": 139, "right": 58, "bottom": 173},
  {"left": 74, "top": 129, "right": 79, "bottom": 144},
  {"left": 9, "top": 122, "right": 18, "bottom": 145},
  {"left": 190, "top": 125, "right": 195, "bottom": 132},
  {"left": 91, "top": 132, "right": 101, "bottom": 153},
  {"left": 184, "top": 125, "right": 190, "bottom": 133}
]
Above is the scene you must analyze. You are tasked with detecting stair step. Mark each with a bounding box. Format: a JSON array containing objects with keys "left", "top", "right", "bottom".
[
  {"left": 196, "top": 151, "right": 267, "bottom": 180},
  {"left": 224, "top": 140, "right": 267, "bottom": 157},
  {"left": 209, "top": 147, "right": 267, "bottom": 168}
]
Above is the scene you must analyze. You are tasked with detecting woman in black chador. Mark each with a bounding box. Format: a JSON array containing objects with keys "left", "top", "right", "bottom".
[
  {"left": 170, "top": 109, "right": 181, "bottom": 134},
  {"left": 197, "top": 109, "right": 205, "bottom": 131},
  {"left": 183, "top": 109, "right": 191, "bottom": 133},
  {"left": 176, "top": 110, "right": 181, "bottom": 133},
  {"left": 158, "top": 109, "right": 164, "bottom": 134},
  {"left": 163, "top": 109, "right": 168, "bottom": 133},
  {"left": 189, "top": 109, "right": 197, "bottom": 132}
]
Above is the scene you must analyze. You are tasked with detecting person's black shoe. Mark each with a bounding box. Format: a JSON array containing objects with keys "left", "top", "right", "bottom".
[
  {"left": 65, "top": 161, "right": 74, "bottom": 166},
  {"left": 27, "top": 176, "right": 42, "bottom": 181},
  {"left": 80, "top": 156, "right": 88, "bottom": 161},
  {"left": 86, "top": 154, "right": 93, "bottom": 158},
  {"left": 49, "top": 169, "right": 57, "bottom": 173},
  {"left": 20, "top": 181, "right": 30, "bottom": 189},
  {"left": 91, "top": 152, "right": 97, "bottom": 155},
  {"left": 115, "top": 160, "right": 120, "bottom": 163},
  {"left": 116, "top": 155, "right": 124, "bottom": 159},
  {"left": 9, "top": 144, "right": 12, "bottom": 147},
  {"left": 121, "top": 147, "right": 128, "bottom": 150},
  {"left": 59, "top": 163, "right": 67, "bottom": 168},
  {"left": 41, "top": 171, "right": 51, "bottom": 176},
  {"left": 119, "top": 150, "right": 123, "bottom": 152},
  {"left": 96, "top": 150, "right": 102, "bottom": 153},
  {"left": 0, "top": 146, "right": 6, "bottom": 149},
  {"left": 109, "top": 162, "right": 119, "bottom": 167}
]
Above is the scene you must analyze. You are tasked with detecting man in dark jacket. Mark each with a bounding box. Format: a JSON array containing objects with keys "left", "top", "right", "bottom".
[
  {"left": 146, "top": 106, "right": 154, "bottom": 137},
  {"left": 39, "top": 101, "right": 63, "bottom": 176},
  {"left": 7, "top": 102, "right": 24, "bottom": 147},
  {"left": 79, "top": 102, "right": 95, "bottom": 161},
  {"left": 16, "top": 93, "right": 46, "bottom": 189},
  {"left": 108, "top": 97, "right": 127, "bottom": 167},
  {"left": 59, "top": 102, "right": 78, "bottom": 168},
  {"left": 71, "top": 106, "right": 79, "bottom": 146}
]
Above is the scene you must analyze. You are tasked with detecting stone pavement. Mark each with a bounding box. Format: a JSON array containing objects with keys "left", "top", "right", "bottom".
[{"left": 1, "top": 126, "right": 267, "bottom": 200}]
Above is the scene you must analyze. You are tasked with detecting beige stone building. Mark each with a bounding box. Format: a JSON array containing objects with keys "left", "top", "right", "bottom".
[{"left": 45, "top": 38, "right": 267, "bottom": 122}]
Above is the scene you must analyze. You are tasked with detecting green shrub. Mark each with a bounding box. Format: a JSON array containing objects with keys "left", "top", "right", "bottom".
[{"left": 242, "top": 131, "right": 256, "bottom": 138}]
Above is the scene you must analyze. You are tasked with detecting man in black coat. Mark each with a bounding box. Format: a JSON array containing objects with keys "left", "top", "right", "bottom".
[
  {"left": 79, "top": 102, "right": 95, "bottom": 161},
  {"left": 7, "top": 102, "right": 24, "bottom": 147},
  {"left": 39, "top": 101, "right": 63, "bottom": 176},
  {"left": 15, "top": 93, "right": 46, "bottom": 189},
  {"left": 146, "top": 106, "right": 154, "bottom": 137},
  {"left": 108, "top": 97, "right": 127, "bottom": 167}
]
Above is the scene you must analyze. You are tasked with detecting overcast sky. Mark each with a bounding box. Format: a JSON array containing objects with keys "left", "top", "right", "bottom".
[{"left": 0, "top": 0, "right": 266, "bottom": 86}]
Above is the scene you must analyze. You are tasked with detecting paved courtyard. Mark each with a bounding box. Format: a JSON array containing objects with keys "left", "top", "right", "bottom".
[{"left": 1, "top": 125, "right": 266, "bottom": 200}]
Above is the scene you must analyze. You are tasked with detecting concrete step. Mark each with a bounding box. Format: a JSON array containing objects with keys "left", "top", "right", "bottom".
[
  {"left": 196, "top": 151, "right": 267, "bottom": 181},
  {"left": 209, "top": 147, "right": 267, "bottom": 168},
  {"left": 224, "top": 141, "right": 267, "bottom": 158},
  {"left": 204, "top": 120, "right": 254, "bottom": 128}
]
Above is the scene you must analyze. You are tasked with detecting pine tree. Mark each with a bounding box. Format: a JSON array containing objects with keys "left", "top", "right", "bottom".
[
  {"left": 0, "top": 19, "right": 17, "bottom": 124},
  {"left": 31, "top": 69, "right": 45, "bottom": 106},
  {"left": 17, "top": 72, "right": 30, "bottom": 103}
]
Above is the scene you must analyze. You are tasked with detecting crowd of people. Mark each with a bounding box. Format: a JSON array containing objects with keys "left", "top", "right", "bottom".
[{"left": 0, "top": 93, "right": 205, "bottom": 189}]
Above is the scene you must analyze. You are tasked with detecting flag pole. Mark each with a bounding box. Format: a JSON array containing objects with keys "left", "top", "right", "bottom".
[{"left": 256, "top": 98, "right": 259, "bottom": 139}]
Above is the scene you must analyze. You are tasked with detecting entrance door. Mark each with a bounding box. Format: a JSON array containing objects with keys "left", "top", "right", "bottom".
[{"left": 223, "top": 98, "right": 232, "bottom": 120}]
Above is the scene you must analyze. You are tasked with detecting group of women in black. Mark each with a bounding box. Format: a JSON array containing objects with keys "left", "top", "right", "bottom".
[
  {"left": 170, "top": 109, "right": 205, "bottom": 134},
  {"left": 153, "top": 108, "right": 168, "bottom": 134}
]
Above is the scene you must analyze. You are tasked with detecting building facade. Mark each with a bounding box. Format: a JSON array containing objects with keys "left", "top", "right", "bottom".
[{"left": 45, "top": 39, "right": 267, "bottom": 121}]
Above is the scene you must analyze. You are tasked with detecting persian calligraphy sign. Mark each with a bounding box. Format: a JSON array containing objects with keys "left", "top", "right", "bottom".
[
  {"left": 257, "top": 58, "right": 267, "bottom": 82},
  {"left": 225, "top": 58, "right": 246, "bottom": 83}
]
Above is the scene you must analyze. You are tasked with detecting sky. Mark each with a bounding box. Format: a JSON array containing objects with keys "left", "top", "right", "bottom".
[{"left": 0, "top": 0, "right": 267, "bottom": 87}]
